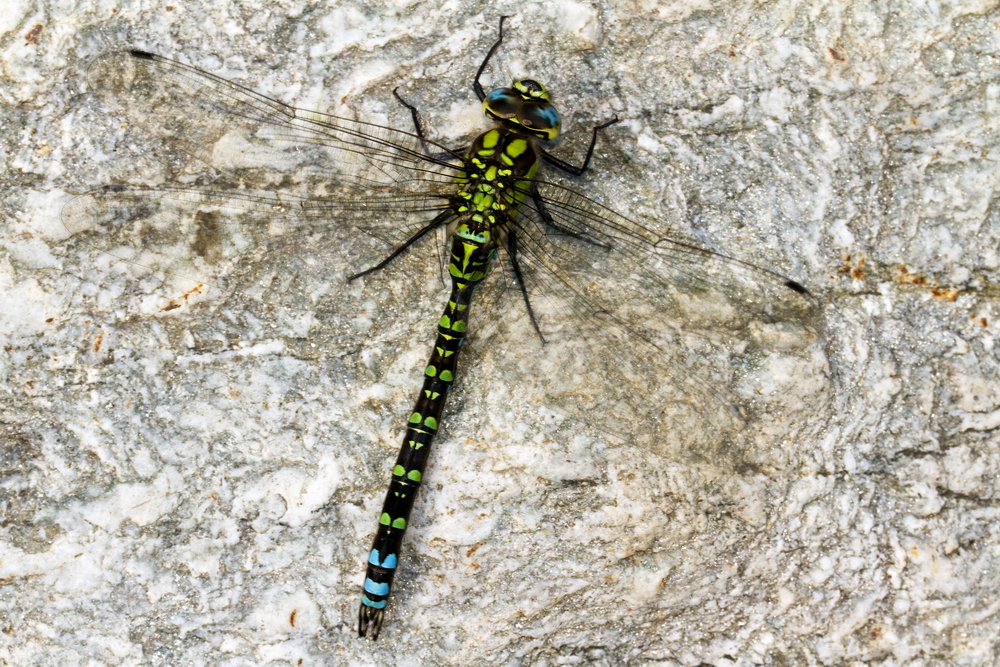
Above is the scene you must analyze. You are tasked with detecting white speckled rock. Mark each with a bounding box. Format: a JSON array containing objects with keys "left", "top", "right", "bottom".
[{"left": 2, "top": 0, "right": 999, "bottom": 665}]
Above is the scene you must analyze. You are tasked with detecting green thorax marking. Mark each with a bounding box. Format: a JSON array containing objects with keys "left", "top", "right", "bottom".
[{"left": 455, "top": 127, "right": 539, "bottom": 240}]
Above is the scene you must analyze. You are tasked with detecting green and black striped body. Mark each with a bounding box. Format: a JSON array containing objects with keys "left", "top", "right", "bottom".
[{"left": 358, "top": 126, "right": 541, "bottom": 638}]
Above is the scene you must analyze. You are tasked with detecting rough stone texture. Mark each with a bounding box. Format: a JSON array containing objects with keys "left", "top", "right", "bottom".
[{"left": 2, "top": 0, "right": 999, "bottom": 665}]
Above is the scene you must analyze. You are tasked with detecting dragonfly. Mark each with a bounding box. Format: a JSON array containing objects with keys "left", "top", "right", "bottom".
[{"left": 62, "top": 17, "right": 813, "bottom": 640}]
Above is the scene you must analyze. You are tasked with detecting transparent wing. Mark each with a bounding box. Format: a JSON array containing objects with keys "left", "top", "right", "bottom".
[
  {"left": 62, "top": 184, "right": 459, "bottom": 313},
  {"left": 469, "top": 178, "right": 817, "bottom": 450},
  {"left": 526, "top": 178, "right": 812, "bottom": 327},
  {"left": 63, "top": 51, "right": 467, "bottom": 311},
  {"left": 83, "top": 50, "right": 462, "bottom": 193}
]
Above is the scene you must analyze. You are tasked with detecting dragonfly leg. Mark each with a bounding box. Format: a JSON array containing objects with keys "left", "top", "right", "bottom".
[
  {"left": 505, "top": 227, "right": 546, "bottom": 343},
  {"left": 348, "top": 209, "right": 454, "bottom": 281},
  {"left": 529, "top": 184, "right": 610, "bottom": 249},
  {"left": 541, "top": 115, "right": 620, "bottom": 176},
  {"left": 473, "top": 16, "right": 511, "bottom": 101},
  {"left": 392, "top": 88, "right": 455, "bottom": 160}
]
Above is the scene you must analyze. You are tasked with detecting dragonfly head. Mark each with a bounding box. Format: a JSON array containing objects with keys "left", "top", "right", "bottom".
[{"left": 483, "top": 78, "right": 562, "bottom": 140}]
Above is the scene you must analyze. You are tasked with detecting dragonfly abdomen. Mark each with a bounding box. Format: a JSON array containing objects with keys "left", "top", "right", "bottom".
[{"left": 358, "top": 227, "right": 496, "bottom": 639}]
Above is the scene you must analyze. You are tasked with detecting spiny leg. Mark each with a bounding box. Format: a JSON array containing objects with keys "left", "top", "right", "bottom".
[
  {"left": 392, "top": 88, "right": 456, "bottom": 161},
  {"left": 348, "top": 209, "right": 454, "bottom": 281},
  {"left": 541, "top": 115, "right": 620, "bottom": 176},
  {"left": 505, "top": 227, "right": 546, "bottom": 343},
  {"left": 473, "top": 16, "right": 511, "bottom": 101},
  {"left": 529, "top": 184, "right": 611, "bottom": 249}
]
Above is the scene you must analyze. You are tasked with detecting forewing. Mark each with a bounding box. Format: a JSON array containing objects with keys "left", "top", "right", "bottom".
[
  {"left": 84, "top": 51, "right": 462, "bottom": 194},
  {"left": 530, "top": 180, "right": 813, "bottom": 325}
]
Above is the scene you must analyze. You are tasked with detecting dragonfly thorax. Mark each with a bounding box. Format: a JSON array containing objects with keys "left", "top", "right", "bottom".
[
  {"left": 483, "top": 79, "right": 562, "bottom": 140},
  {"left": 455, "top": 127, "right": 538, "bottom": 236}
]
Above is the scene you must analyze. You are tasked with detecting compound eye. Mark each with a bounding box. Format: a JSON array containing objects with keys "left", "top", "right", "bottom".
[
  {"left": 483, "top": 87, "right": 520, "bottom": 118},
  {"left": 518, "top": 101, "right": 562, "bottom": 140}
]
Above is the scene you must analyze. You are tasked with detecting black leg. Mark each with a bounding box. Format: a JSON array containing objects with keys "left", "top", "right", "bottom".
[
  {"left": 505, "top": 227, "right": 546, "bottom": 344},
  {"left": 392, "top": 88, "right": 457, "bottom": 161},
  {"left": 474, "top": 16, "right": 510, "bottom": 101},
  {"left": 393, "top": 87, "right": 429, "bottom": 141},
  {"left": 530, "top": 185, "right": 610, "bottom": 249},
  {"left": 348, "top": 210, "right": 454, "bottom": 281},
  {"left": 542, "top": 116, "right": 620, "bottom": 176}
]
